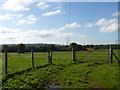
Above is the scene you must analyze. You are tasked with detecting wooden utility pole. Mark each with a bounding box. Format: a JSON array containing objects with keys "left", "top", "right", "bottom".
[
  {"left": 4, "top": 49, "right": 8, "bottom": 74},
  {"left": 31, "top": 50, "right": 34, "bottom": 67},
  {"left": 109, "top": 45, "right": 113, "bottom": 63}
]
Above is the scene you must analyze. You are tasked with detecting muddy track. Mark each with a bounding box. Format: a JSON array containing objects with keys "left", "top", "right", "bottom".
[{"left": 42, "top": 62, "right": 88, "bottom": 88}]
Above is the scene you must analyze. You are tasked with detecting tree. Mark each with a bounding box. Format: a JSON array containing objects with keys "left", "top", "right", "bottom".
[
  {"left": 3, "top": 45, "right": 8, "bottom": 52},
  {"left": 76, "top": 45, "right": 83, "bottom": 51},
  {"left": 70, "top": 43, "right": 78, "bottom": 50},
  {"left": 29, "top": 46, "right": 35, "bottom": 51},
  {"left": 39, "top": 46, "right": 47, "bottom": 52},
  {"left": 17, "top": 43, "right": 26, "bottom": 53},
  {"left": 47, "top": 45, "right": 56, "bottom": 52}
]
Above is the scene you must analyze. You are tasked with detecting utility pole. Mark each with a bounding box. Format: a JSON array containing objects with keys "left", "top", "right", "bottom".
[{"left": 66, "top": 36, "right": 70, "bottom": 45}]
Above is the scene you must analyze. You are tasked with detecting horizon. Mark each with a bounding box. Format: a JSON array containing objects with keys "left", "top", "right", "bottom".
[{"left": 1, "top": 42, "right": 118, "bottom": 46}]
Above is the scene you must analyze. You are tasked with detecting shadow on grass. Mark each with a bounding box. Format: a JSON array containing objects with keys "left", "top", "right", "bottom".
[
  {"left": 2, "top": 64, "right": 50, "bottom": 82},
  {"left": 2, "top": 60, "right": 90, "bottom": 83}
]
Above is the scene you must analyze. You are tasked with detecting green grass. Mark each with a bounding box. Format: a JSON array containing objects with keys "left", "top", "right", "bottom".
[
  {"left": 3, "top": 65, "right": 63, "bottom": 88},
  {"left": 2, "top": 51, "right": 73, "bottom": 74},
  {"left": 1, "top": 49, "right": 120, "bottom": 89},
  {"left": 2, "top": 52, "right": 48, "bottom": 73},
  {"left": 89, "top": 63, "right": 119, "bottom": 88},
  {"left": 45, "top": 62, "right": 92, "bottom": 88}
]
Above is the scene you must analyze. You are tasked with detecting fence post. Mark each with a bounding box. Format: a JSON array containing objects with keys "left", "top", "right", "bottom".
[
  {"left": 4, "top": 49, "right": 8, "bottom": 74},
  {"left": 72, "top": 48, "right": 76, "bottom": 62},
  {"left": 50, "top": 50, "right": 53, "bottom": 59},
  {"left": 48, "top": 51, "right": 53, "bottom": 64},
  {"left": 17, "top": 49, "right": 20, "bottom": 57},
  {"left": 31, "top": 50, "right": 34, "bottom": 67},
  {"left": 109, "top": 45, "right": 113, "bottom": 63}
]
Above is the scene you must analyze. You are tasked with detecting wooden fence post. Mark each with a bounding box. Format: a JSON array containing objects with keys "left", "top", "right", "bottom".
[
  {"left": 4, "top": 49, "right": 8, "bottom": 74},
  {"left": 48, "top": 51, "right": 53, "bottom": 64},
  {"left": 50, "top": 50, "right": 53, "bottom": 59},
  {"left": 17, "top": 49, "right": 20, "bottom": 57},
  {"left": 31, "top": 50, "right": 34, "bottom": 67},
  {"left": 48, "top": 51, "right": 50, "bottom": 64},
  {"left": 109, "top": 45, "right": 113, "bottom": 63},
  {"left": 72, "top": 48, "right": 76, "bottom": 62}
]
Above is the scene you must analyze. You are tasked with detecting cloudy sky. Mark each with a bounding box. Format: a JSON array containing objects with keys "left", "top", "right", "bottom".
[{"left": 0, "top": 0, "right": 119, "bottom": 45}]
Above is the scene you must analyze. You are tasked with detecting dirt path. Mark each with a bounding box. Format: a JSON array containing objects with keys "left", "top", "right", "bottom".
[
  {"left": 43, "top": 63, "right": 79, "bottom": 88},
  {"left": 88, "top": 63, "right": 105, "bottom": 88},
  {"left": 43, "top": 62, "right": 105, "bottom": 88}
]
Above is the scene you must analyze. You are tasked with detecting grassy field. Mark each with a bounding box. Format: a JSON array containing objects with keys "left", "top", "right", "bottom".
[{"left": 1, "top": 49, "right": 120, "bottom": 89}]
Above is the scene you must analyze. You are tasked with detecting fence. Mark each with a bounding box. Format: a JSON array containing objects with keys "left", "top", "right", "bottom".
[
  {"left": 76, "top": 49, "right": 109, "bottom": 64},
  {"left": 2, "top": 46, "right": 120, "bottom": 74},
  {"left": 109, "top": 45, "right": 120, "bottom": 63},
  {"left": 76, "top": 45, "right": 120, "bottom": 64},
  {"left": 3, "top": 51, "right": 49, "bottom": 74}
]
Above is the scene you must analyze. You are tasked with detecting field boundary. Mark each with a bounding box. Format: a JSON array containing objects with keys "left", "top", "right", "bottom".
[{"left": 2, "top": 45, "right": 119, "bottom": 75}]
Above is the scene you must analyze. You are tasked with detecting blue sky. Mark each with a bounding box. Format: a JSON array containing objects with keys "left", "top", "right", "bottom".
[{"left": 0, "top": 0, "right": 119, "bottom": 45}]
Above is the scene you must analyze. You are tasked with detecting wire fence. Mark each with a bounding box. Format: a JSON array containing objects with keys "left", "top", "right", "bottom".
[
  {"left": 76, "top": 49, "right": 109, "bottom": 63},
  {"left": 2, "top": 51, "right": 72, "bottom": 74},
  {"left": 2, "top": 47, "right": 120, "bottom": 74},
  {"left": 2, "top": 52, "right": 48, "bottom": 74}
]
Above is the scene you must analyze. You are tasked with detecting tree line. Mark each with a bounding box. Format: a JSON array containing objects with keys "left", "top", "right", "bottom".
[{"left": 2, "top": 43, "right": 120, "bottom": 53}]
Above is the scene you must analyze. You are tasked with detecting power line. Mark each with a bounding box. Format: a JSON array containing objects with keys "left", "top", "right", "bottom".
[
  {"left": 66, "top": 37, "right": 70, "bottom": 45},
  {"left": 83, "top": 2, "right": 98, "bottom": 23},
  {"left": 84, "top": 2, "right": 103, "bottom": 24},
  {"left": 86, "top": 2, "right": 103, "bottom": 23},
  {"left": 67, "top": 2, "right": 71, "bottom": 45}
]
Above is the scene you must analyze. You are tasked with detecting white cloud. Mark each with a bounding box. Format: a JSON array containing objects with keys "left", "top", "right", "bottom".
[
  {"left": 0, "top": 14, "right": 13, "bottom": 20},
  {"left": 2, "top": 0, "right": 35, "bottom": 11},
  {"left": 26, "top": 15, "right": 37, "bottom": 24},
  {"left": 96, "top": 18, "right": 118, "bottom": 33},
  {"left": 99, "top": 23, "right": 118, "bottom": 33},
  {"left": 0, "top": 14, "right": 23, "bottom": 20},
  {"left": 0, "top": 22, "right": 81, "bottom": 44},
  {"left": 96, "top": 18, "right": 106, "bottom": 26},
  {"left": 37, "top": 2, "right": 49, "bottom": 9},
  {"left": 54, "top": 6, "right": 61, "bottom": 10},
  {"left": 0, "top": 26, "right": 20, "bottom": 33},
  {"left": 42, "top": 10, "right": 61, "bottom": 16},
  {"left": 17, "top": 15, "right": 37, "bottom": 25},
  {"left": 0, "top": 26, "right": 22, "bottom": 44},
  {"left": 56, "top": 22, "right": 81, "bottom": 32},
  {"left": 112, "top": 12, "right": 120, "bottom": 16},
  {"left": 17, "top": 19, "right": 26, "bottom": 25},
  {"left": 17, "top": 14, "right": 23, "bottom": 18},
  {"left": 65, "top": 22, "right": 81, "bottom": 28},
  {"left": 84, "top": 23, "right": 93, "bottom": 28},
  {"left": 57, "top": 32, "right": 74, "bottom": 37}
]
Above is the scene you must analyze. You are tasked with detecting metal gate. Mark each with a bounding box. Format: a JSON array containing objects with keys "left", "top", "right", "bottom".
[{"left": 76, "top": 49, "right": 109, "bottom": 64}]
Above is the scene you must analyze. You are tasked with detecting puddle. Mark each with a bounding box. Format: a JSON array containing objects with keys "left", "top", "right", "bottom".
[{"left": 47, "top": 85, "right": 62, "bottom": 89}]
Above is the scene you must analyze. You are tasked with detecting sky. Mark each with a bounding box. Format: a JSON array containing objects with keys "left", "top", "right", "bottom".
[{"left": 0, "top": 0, "right": 119, "bottom": 45}]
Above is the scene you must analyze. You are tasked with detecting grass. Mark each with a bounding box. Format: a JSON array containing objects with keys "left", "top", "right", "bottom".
[
  {"left": 1, "top": 49, "right": 120, "bottom": 89},
  {"left": 3, "top": 65, "right": 63, "bottom": 88},
  {"left": 45, "top": 62, "right": 92, "bottom": 88},
  {"left": 89, "top": 63, "right": 119, "bottom": 88}
]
